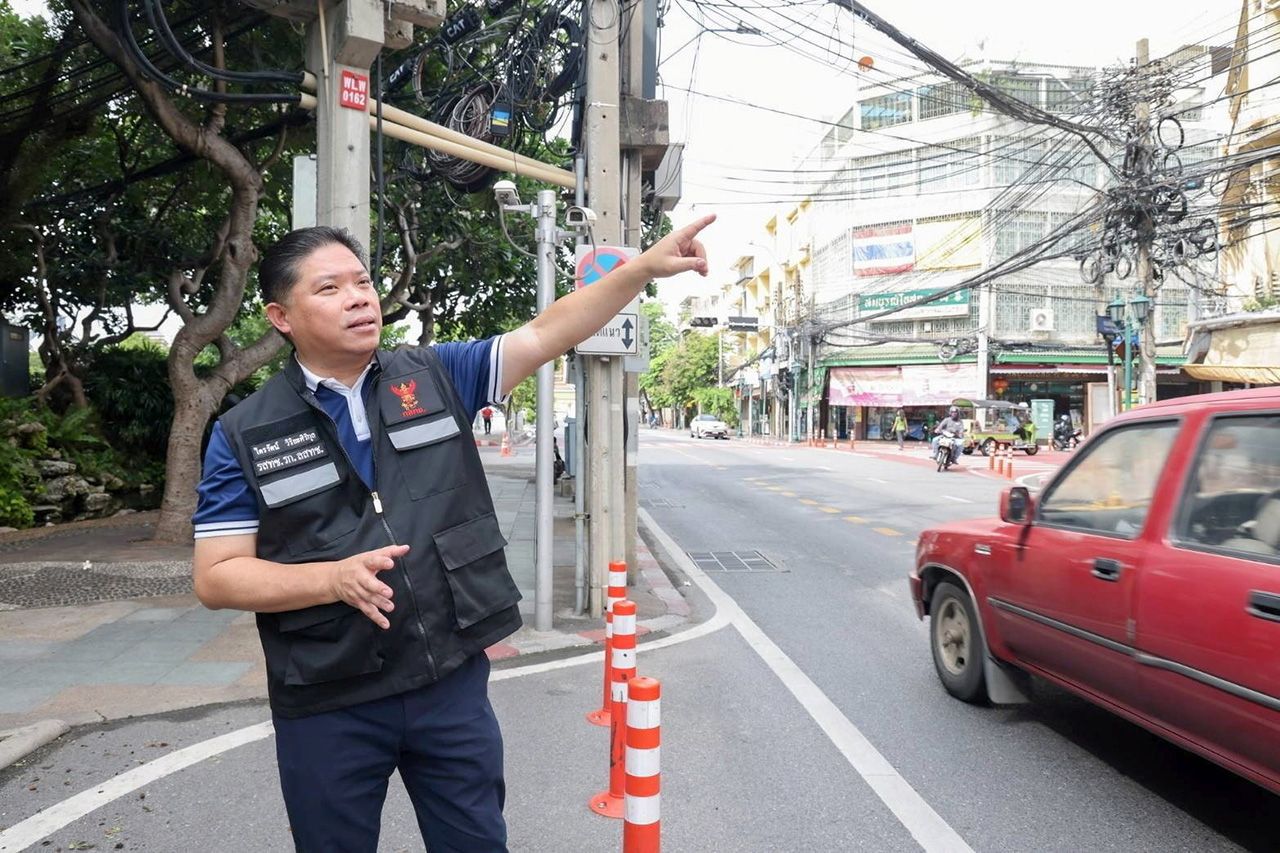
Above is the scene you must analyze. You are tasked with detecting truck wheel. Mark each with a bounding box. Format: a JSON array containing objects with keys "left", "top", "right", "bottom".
[
  {"left": 1024, "top": 445, "right": 1039, "bottom": 456},
  {"left": 981, "top": 438, "right": 997, "bottom": 457},
  {"left": 930, "top": 581, "right": 988, "bottom": 703}
]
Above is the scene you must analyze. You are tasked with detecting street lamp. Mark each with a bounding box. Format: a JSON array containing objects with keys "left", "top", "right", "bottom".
[{"left": 1107, "top": 295, "right": 1151, "bottom": 412}]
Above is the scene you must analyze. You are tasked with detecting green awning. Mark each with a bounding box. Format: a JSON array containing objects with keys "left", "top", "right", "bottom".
[
  {"left": 994, "top": 346, "right": 1184, "bottom": 366},
  {"left": 821, "top": 344, "right": 972, "bottom": 368}
]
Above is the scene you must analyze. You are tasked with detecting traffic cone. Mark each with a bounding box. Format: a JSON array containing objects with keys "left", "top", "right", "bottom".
[
  {"left": 500, "top": 431, "right": 513, "bottom": 457},
  {"left": 623, "top": 676, "right": 662, "bottom": 852},
  {"left": 590, "top": 600, "right": 637, "bottom": 820},
  {"left": 588, "top": 562, "right": 629, "bottom": 727}
]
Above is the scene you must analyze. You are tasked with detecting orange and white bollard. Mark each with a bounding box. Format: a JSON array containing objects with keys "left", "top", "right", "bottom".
[
  {"left": 624, "top": 676, "right": 661, "bottom": 852},
  {"left": 1005, "top": 449, "right": 1015, "bottom": 481},
  {"left": 987, "top": 446, "right": 995, "bottom": 470},
  {"left": 587, "top": 611, "right": 614, "bottom": 727},
  {"left": 588, "top": 562, "right": 630, "bottom": 727},
  {"left": 590, "top": 600, "right": 637, "bottom": 819},
  {"left": 995, "top": 448, "right": 1005, "bottom": 476},
  {"left": 500, "top": 431, "right": 513, "bottom": 457}
]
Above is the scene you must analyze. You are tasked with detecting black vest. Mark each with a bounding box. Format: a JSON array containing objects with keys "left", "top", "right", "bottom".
[{"left": 217, "top": 347, "right": 522, "bottom": 718}]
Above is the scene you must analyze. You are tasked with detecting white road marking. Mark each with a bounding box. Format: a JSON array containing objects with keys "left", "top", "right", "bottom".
[
  {"left": 943, "top": 496, "right": 972, "bottom": 504},
  {"left": 0, "top": 722, "right": 275, "bottom": 852},
  {"left": 639, "top": 508, "right": 973, "bottom": 853},
  {"left": 868, "top": 477, "right": 888, "bottom": 484},
  {"left": 0, "top": 615, "right": 730, "bottom": 849}
]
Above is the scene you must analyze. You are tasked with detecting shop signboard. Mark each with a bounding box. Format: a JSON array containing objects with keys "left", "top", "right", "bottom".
[
  {"left": 1031, "top": 398, "right": 1055, "bottom": 439},
  {"left": 828, "top": 364, "right": 978, "bottom": 407},
  {"left": 858, "top": 287, "right": 969, "bottom": 321}
]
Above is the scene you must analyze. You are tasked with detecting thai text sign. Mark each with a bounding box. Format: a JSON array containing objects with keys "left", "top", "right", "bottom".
[{"left": 858, "top": 288, "right": 969, "bottom": 321}]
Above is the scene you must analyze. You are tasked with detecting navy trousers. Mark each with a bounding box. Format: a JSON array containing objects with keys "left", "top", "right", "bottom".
[{"left": 273, "top": 654, "right": 507, "bottom": 852}]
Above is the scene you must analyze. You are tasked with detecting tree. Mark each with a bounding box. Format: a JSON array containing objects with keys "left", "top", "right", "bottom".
[{"left": 61, "top": 0, "right": 306, "bottom": 540}]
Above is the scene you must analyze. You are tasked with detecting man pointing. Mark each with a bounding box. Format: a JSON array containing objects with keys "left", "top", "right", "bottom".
[{"left": 191, "top": 214, "right": 714, "bottom": 852}]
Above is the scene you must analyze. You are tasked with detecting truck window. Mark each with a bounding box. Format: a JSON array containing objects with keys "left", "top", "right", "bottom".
[
  {"left": 1176, "top": 415, "right": 1280, "bottom": 561},
  {"left": 1037, "top": 422, "right": 1180, "bottom": 538}
]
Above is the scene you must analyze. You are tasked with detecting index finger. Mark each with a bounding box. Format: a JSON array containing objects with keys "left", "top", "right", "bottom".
[{"left": 674, "top": 213, "right": 716, "bottom": 242}]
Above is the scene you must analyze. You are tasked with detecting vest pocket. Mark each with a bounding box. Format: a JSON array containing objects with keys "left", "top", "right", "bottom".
[
  {"left": 277, "top": 601, "right": 384, "bottom": 686},
  {"left": 385, "top": 413, "right": 468, "bottom": 501},
  {"left": 433, "top": 513, "right": 522, "bottom": 629}
]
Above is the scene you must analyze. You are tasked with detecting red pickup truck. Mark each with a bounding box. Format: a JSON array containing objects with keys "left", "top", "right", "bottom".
[{"left": 910, "top": 387, "right": 1280, "bottom": 795}]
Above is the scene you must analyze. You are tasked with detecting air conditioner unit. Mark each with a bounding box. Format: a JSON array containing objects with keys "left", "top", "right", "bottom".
[{"left": 1029, "top": 308, "right": 1055, "bottom": 333}]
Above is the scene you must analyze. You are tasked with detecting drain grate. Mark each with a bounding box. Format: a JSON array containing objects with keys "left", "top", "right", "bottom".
[{"left": 686, "top": 550, "right": 783, "bottom": 573}]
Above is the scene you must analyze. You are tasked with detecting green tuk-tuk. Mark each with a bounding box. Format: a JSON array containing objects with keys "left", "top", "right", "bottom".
[{"left": 951, "top": 398, "right": 1040, "bottom": 456}]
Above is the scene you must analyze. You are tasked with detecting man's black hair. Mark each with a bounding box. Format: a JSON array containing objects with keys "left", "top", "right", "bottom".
[{"left": 258, "top": 226, "right": 369, "bottom": 305}]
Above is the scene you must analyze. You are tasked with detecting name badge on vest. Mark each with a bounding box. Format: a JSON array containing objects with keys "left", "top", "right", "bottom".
[
  {"left": 379, "top": 369, "right": 461, "bottom": 451},
  {"left": 243, "top": 414, "right": 342, "bottom": 508}
]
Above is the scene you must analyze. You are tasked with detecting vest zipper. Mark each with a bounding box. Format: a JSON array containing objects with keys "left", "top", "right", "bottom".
[{"left": 300, "top": 391, "right": 437, "bottom": 680}]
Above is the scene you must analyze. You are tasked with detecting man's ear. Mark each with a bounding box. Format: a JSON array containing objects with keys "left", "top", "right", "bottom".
[{"left": 265, "top": 302, "right": 291, "bottom": 336}]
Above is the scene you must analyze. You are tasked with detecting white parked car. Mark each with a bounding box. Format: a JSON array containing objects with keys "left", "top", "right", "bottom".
[{"left": 690, "top": 414, "right": 729, "bottom": 439}]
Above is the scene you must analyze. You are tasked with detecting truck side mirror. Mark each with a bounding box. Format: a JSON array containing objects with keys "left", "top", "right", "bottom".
[{"left": 1000, "top": 486, "right": 1034, "bottom": 526}]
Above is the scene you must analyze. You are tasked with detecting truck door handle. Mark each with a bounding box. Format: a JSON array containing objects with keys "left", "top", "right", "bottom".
[
  {"left": 1091, "top": 558, "right": 1123, "bottom": 582},
  {"left": 1246, "top": 591, "right": 1280, "bottom": 623}
]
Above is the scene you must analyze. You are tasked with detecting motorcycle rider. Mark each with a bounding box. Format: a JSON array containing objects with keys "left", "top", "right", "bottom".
[
  {"left": 1054, "top": 413, "right": 1076, "bottom": 449},
  {"left": 931, "top": 405, "right": 966, "bottom": 464}
]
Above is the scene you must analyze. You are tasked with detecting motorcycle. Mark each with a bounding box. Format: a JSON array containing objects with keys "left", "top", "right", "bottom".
[
  {"left": 935, "top": 434, "right": 961, "bottom": 472},
  {"left": 1052, "top": 424, "right": 1082, "bottom": 451}
]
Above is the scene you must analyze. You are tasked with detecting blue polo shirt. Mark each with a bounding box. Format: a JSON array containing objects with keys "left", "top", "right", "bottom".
[{"left": 192, "top": 336, "right": 507, "bottom": 540}]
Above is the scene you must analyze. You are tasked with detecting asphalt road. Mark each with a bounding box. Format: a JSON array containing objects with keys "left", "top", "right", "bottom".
[
  {"left": 639, "top": 430, "right": 1280, "bottom": 852},
  {"left": 1, "top": 431, "right": 1276, "bottom": 852}
]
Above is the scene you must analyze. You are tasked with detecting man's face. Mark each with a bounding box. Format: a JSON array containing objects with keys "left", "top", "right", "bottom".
[{"left": 267, "top": 243, "right": 382, "bottom": 360}]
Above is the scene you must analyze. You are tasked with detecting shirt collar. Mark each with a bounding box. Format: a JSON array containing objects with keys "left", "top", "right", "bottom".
[{"left": 296, "top": 357, "right": 376, "bottom": 395}]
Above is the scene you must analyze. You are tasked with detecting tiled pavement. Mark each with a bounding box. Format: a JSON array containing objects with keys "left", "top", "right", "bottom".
[{"left": 0, "top": 449, "right": 690, "bottom": 736}]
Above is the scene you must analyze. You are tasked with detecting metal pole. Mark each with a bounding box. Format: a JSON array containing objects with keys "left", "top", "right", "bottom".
[
  {"left": 533, "top": 189, "right": 557, "bottom": 632},
  {"left": 573, "top": 156, "right": 588, "bottom": 616},
  {"left": 1105, "top": 342, "right": 1117, "bottom": 420},
  {"left": 1135, "top": 38, "right": 1159, "bottom": 406},
  {"left": 1123, "top": 318, "right": 1133, "bottom": 413}
]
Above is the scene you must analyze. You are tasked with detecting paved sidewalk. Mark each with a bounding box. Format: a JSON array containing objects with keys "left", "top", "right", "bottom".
[{"left": 0, "top": 449, "right": 688, "bottom": 743}]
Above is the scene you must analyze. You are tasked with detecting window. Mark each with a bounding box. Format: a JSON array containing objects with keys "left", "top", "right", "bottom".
[
  {"left": 990, "top": 210, "right": 1048, "bottom": 261},
  {"left": 994, "top": 137, "right": 1045, "bottom": 185},
  {"left": 918, "top": 82, "right": 968, "bottom": 120},
  {"left": 1037, "top": 422, "right": 1180, "bottom": 537},
  {"left": 1176, "top": 415, "right": 1280, "bottom": 560},
  {"left": 918, "top": 137, "right": 982, "bottom": 190},
  {"left": 992, "top": 75, "right": 1041, "bottom": 108},
  {"left": 1045, "top": 77, "right": 1093, "bottom": 114},
  {"left": 860, "top": 93, "right": 912, "bottom": 130},
  {"left": 855, "top": 151, "right": 915, "bottom": 197}
]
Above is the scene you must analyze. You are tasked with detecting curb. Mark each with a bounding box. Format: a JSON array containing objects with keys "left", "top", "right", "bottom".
[
  {"left": 485, "top": 541, "right": 691, "bottom": 662},
  {"left": 0, "top": 719, "right": 70, "bottom": 771}
]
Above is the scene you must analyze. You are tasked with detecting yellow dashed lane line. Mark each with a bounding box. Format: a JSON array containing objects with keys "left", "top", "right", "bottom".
[
  {"left": 799, "top": 498, "right": 819, "bottom": 506},
  {"left": 844, "top": 515, "right": 866, "bottom": 524},
  {"left": 819, "top": 506, "right": 840, "bottom": 514},
  {"left": 873, "top": 527, "right": 903, "bottom": 537},
  {"left": 780, "top": 491, "right": 797, "bottom": 497}
]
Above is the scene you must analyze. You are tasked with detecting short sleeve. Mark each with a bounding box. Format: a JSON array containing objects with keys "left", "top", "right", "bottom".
[
  {"left": 431, "top": 334, "right": 508, "bottom": 417},
  {"left": 192, "top": 421, "right": 260, "bottom": 539}
]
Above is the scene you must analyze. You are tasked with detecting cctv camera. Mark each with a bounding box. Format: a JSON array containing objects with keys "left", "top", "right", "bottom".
[
  {"left": 565, "top": 205, "right": 597, "bottom": 228},
  {"left": 493, "top": 180, "right": 520, "bottom": 207}
]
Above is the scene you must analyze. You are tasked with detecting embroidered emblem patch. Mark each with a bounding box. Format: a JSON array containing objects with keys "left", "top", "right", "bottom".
[{"left": 390, "top": 379, "right": 427, "bottom": 418}]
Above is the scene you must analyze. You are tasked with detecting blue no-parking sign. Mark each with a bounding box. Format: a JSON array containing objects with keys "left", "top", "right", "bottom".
[{"left": 575, "top": 246, "right": 638, "bottom": 289}]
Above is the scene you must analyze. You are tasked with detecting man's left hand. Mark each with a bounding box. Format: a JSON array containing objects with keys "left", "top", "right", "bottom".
[{"left": 641, "top": 213, "right": 716, "bottom": 279}]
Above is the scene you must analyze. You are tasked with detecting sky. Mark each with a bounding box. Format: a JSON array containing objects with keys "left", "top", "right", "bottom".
[
  {"left": 9, "top": 0, "right": 1245, "bottom": 337},
  {"left": 653, "top": 0, "right": 1244, "bottom": 314}
]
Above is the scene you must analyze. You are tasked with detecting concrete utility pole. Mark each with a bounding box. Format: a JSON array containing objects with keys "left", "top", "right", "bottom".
[
  {"left": 305, "top": 1, "right": 386, "bottom": 250},
  {"left": 1135, "top": 37, "right": 1159, "bottom": 406},
  {"left": 584, "top": 0, "right": 624, "bottom": 619},
  {"left": 621, "top": 0, "right": 645, "bottom": 578}
]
